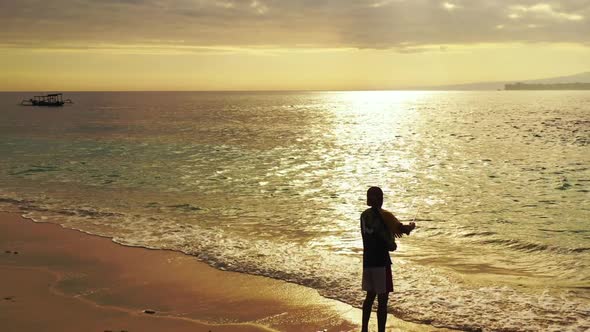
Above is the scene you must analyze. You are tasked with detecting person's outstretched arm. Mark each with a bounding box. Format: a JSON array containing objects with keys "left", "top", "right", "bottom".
[{"left": 382, "top": 210, "right": 416, "bottom": 238}]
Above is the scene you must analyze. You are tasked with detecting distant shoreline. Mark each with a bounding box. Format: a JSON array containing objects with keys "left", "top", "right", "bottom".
[{"left": 505, "top": 82, "right": 590, "bottom": 90}]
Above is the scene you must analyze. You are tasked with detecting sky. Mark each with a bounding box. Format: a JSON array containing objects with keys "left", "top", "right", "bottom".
[{"left": 1, "top": 0, "right": 589, "bottom": 91}]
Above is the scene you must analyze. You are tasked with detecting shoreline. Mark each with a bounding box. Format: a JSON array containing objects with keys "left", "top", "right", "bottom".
[{"left": 0, "top": 211, "right": 454, "bottom": 332}]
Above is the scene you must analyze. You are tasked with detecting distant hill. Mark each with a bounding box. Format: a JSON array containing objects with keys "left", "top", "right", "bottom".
[
  {"left": 416, "top": 72, "right": 590, "bottom": 90},
  {"left": 523, "top": 72, "right": 590, "bottom": 84},
  {"left": 505, "top": 82, "right": 590, "bottom": 90}
]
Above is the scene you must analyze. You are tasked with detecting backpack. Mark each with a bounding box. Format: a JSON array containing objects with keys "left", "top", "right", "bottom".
[{"left": 361, "top": 207, "right": 397, "bottom": 252}]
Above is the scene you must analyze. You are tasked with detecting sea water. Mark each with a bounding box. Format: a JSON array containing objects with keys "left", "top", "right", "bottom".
[{"left": 0, "top": 91, "right": 588, "bottom": 331}]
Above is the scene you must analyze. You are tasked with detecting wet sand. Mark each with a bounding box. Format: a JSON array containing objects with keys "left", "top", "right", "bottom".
[{"left": 0, "top": 212, "right": 453, "bottom": 332}]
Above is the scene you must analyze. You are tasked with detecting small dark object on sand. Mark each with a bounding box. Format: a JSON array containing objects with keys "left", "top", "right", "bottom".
[
  {"left": 5, "top": 250, "right": 10, "bottom": 254},
  {"left": 13, "top": 251, "right": 18, "bottom": 254},
  {"left": 4, "top": 296, "right": 14, "bottom": 300},
  {"left": 143, "top": 309, "right": 156, "bottom": 314}
]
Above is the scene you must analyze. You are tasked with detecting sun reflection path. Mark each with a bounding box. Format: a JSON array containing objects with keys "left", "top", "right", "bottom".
[
  {"left": 323, "top": 90, "right": 434, "bottom": 145},
  {"left": 308, "top": 90, "right": 439, "bottom": 252}
]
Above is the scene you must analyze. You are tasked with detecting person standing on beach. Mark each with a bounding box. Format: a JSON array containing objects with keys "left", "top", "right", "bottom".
[{"left": 360, "top": 186, "right": 415, "bottom": 332}]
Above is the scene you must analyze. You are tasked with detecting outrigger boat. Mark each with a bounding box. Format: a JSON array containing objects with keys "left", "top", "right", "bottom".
[{"left": 21, "top": 93, "right": 73, "bottom": 107}]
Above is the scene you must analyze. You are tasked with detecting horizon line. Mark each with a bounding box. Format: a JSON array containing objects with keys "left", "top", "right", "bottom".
[{"left": 1, "top": 88, "right": 508, "bottom": 93}]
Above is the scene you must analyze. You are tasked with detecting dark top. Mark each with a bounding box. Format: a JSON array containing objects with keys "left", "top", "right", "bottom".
[{"left": 360, "top": 207, "right": 392, "bottom": 267}]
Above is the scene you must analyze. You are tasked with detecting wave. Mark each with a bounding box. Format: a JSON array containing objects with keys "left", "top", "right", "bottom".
[
  {"left": 481, "top": 237, "right": 590, "bottom": 254},
  {"left": 461, "top": 231, "right": 498, "bottom": 237},
  {"left": 9, "top": 165, "right": 59, "bottom": 176},
  {"left": 1, "top": 194, "right": 589, "bottom": 332},
  {"left": 0, "top": 196, "right": 122, "bottom": 219}
]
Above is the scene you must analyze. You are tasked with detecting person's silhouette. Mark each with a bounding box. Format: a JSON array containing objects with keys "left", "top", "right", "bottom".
[{"left": 360, "top": 187, "right": 415, "bottom": 332}]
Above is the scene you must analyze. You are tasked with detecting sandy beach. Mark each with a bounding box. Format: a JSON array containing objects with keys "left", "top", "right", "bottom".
[{"left": 0, "top": 211, "right": 453, "bottom": 332}]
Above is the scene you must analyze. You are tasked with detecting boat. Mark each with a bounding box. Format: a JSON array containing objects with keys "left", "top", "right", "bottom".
[{"left": 21, "top": 93, "right": 73, "bottom": 107}]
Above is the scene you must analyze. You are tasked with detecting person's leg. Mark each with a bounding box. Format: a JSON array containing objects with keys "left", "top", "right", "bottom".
[
  {"left": 361, "top": 291, "right": 376, "bottom": 332},
  {"left": 377, "top": 293, "right": 389, "bottom": 332}
]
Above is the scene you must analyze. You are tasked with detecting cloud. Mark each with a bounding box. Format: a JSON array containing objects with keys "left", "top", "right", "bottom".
[
  {"left": 0, "top": 0, "right": 588, "bottom": 51},
  {"left": 442, "top": 2, "right": 459, "bottom": 11},
  {"left": 249, "top": 0, "right": 269, "bottom": 14},
  {"left": 509, "top": 3, "right": 584, "bottom": 21}
]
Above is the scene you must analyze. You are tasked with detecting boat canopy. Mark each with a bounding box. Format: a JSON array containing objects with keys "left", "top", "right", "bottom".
[{"left": 21, "top": 93, "right": 72, "bottom": 107}]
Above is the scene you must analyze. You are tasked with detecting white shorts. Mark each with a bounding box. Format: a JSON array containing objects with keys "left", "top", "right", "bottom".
[{"left": 362, "top": 265, "right": 393, "bottom": 294}]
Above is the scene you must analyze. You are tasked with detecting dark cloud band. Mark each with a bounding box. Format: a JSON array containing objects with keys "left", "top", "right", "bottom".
[{"left": 0, "top": 0, "right": 588, "bottom": 50}]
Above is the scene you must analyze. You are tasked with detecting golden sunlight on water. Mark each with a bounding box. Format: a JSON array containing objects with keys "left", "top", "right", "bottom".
[
  {"left": 0, "top": 91, "right": 588, "bottom": 331},
  {"left": 316, "top": 91, "right": 436, "bottom": 240}
]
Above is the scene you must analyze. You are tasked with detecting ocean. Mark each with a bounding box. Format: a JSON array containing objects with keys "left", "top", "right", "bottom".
[{"left": 1, "top": 91, "right": 588, "bottom": 331}]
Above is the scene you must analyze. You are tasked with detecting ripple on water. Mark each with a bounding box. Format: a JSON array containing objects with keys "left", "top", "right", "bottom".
[{"left": 0, "top": 91, "right": 589, "bottom": 331}]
